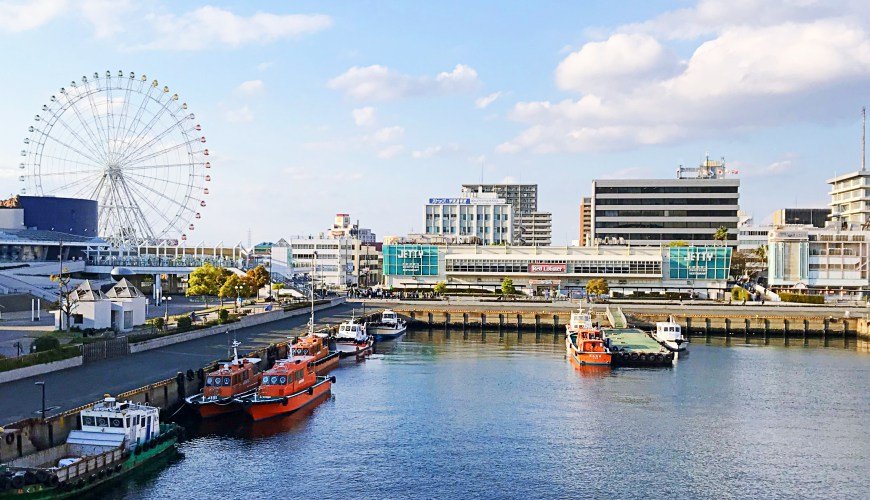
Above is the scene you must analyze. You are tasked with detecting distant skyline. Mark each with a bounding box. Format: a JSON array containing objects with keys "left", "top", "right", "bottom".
[{"left": 1, "top": 0, "right": 869, "bottom": 244}]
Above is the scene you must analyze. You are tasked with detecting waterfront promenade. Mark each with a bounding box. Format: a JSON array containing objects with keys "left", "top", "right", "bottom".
[{"left": 0, "top": 303, "right": 356, "bottom": 424}]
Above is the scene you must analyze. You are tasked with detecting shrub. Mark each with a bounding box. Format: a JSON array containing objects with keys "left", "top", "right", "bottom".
[
  {"left": 0, "top": 346, "right": 80, "bottom": 373},
  {"left": 32, "top": 336, "right": 61, "bottom": 352},
  {"left": 218, "top": 309, "right": 230, "bottom": 324},
  {"left": 731, "top": 286, "right": 750, "bottom": 301},
  {"left": 176, "top": 316, "right": 192, "bottom": 332},
  {"left": 153, "top": 317, "right": 165, "bottom": 330},
  {"left": 778, "top": 292, "right": 824, "bottom": 304}
]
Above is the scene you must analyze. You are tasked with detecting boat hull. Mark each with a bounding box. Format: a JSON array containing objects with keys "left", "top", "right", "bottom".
[
  {"left": 336, "top": 340, "right": 375, "bottom": 359},
  {"left": 312, "top": 351, "right": 340, "bottom": 373},
  {"left": 610, "top": 350, "right": 673, "bottom": 367},
  {"left": 185, "top": 387, "right": 260, "bottom": 419},
  {"left": 370, "top": 326, "right": 407, "bottom": 341},
  {"left": 240, "top": 378, "right": 333, "bottom": 422}
]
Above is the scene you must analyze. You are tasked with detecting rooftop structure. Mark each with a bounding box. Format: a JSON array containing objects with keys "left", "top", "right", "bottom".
[{"left": 424, "top": 189, "right": 513, "bottom": 245}]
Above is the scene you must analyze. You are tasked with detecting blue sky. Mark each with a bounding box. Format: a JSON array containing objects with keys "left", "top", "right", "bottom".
[{"left": 1, "top": 0, "right": 868, "bottom": 244}]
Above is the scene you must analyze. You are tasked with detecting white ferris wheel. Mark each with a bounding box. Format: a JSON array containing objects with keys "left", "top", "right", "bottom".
[{"left": 19, "top": 70, "right": 211, "bottom": 246}]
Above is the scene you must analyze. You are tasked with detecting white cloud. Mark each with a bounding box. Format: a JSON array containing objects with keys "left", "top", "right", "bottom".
[
  {"left": 369, "top": 126, "right": 404, "bottom": 143},
  {"left": 500, "top": 6, "right": 870, "bottom": 154},
  {"left": 475, "top": 91, "right": 503, "bottom": 109},
  {"left": 555, "top": 33, "right": 680, "bottom": 93},
  {"left": 352, "top": 107, "right": 376, "bottom": 127},
  {"left": 328, "top": 63, "right": 481, "bottom": 101},
  {"left": 411, "top": 144, "right": 460, "bottom": 159},
  {"left": 79, "top": 0, "right": 132, "bottom": 38},
  {"left": 136, "top": 6, "right": 332, "bottom": 50},
  {"left": 237, "top": 79, "right": 265, "bottom": 96},
  {"left": 0, "top": 0, "right": 66, "bottom": 32},
  {"left": 257, "top": 61, "right": 275, "bottom": 71},
  {"left": 377, "top": 145, "right": 404, "bottom": 159},
  {"left": 224, "top": 105, "right": 253, "bottom": 123}
]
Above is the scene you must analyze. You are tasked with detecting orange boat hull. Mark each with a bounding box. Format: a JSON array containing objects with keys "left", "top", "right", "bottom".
[
  {"left": 196, "top": 400, "right": 242, "bottom": 419},
  {"left": 569, "top": 350, "right": 612, "bottom": 366},
  {"left": 242, "top": 379, "right": 332, "bottom": 421}
]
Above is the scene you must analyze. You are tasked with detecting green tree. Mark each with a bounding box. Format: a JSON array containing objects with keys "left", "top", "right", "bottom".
[
  {"left": 713, "top": 226, "right": 730, "bottom": 245},
  {"left": 666, "top": 240, "right": 689, "bottom": 247},
  {"left": 753, "top": 245, "right": 768, "bottom": 265},
  {"left": 186, "top": 263, "right": 229, "bottom": 306},
  {"left": 586, "top": 278, "right": 610, "bottom": 297},
  {"left": 501, "top": 277, "right": 516, "bottom": 295},
  {"left": 50, "top": 267, "right": 77, "bottom": 332},
  {"left": 219, "top": 273, "right": 253, "bottom": 303},
  {"left": 153, "top": 317, "right": 165, "bottom": 331},
  {"left": 433, "top": 281, "right": 447, "bottom": 295}
]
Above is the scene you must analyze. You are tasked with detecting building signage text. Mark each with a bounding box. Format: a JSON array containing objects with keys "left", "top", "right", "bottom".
[{"left": 528, "top": 263, "right": 567, "bottom": 273}]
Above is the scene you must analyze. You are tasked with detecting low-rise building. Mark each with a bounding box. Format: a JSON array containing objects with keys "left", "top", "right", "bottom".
[
  {"left": 270, "top": 236, "right": 357, "bottom": 289},
  {"left": 772, "top": 208, "right": 831, "bottom": 228},
  {"left": 382, "top": 244, "right": 732, "bottom": 298},
  {"left": 768, "top": 225, "right": 870, "bottom": 297},
  {"left": 54, "top": 279, "right": 147, "bottom": 332}
]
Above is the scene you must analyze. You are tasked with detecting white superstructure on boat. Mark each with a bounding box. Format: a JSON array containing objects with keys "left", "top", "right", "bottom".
[{"left": 653, "top": 317, "right": 687, "bottom": 352}]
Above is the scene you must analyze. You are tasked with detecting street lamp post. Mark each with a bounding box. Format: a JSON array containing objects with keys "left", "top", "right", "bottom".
[
  {"left": 235, "top": 285, "right": 242, "bottom": 313},
  {"left": 163, "top": 296, "right": 172, "bottom": 323},
  {"left": 35, "top": 381, "right": 46, "bottom": 421}
]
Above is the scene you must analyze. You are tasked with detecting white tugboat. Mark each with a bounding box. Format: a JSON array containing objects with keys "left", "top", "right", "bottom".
[
  {"left": 368, "top": 309, "right": 407, "bottom": 341},
  {"left": 0, "top": 395, "right": 180, "bottom": 498},
  {"left": 652, "top": 317, "right": 688, "bottom": 353}
]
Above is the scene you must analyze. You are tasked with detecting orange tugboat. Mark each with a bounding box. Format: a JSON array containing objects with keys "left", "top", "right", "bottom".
[
  {"left": 236, "top": 355, "right": 334, "bottom": 421},
  {"left": 185, "top": 340, "right": 262, "bottom": 418},
  {"left": 565, "top": 309, "right": 611, "bottom": 366},
  {"left": 290, "top": 333, "right": 340, "bottom": 374}
]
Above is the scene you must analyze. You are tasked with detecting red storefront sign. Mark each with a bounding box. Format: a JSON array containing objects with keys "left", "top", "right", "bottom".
[{"left": 528, "top": 263, "right": 567, "bottom": 273}]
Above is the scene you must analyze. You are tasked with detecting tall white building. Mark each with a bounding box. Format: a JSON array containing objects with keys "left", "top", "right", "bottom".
[
  {"left": 424, "top": 189, "right": 513, "bottom": 245},
  {"left": 460, "top": 183, "right": 549, "bottom": 245}
]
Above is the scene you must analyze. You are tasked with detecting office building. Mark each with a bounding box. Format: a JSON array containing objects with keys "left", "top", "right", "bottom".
[
  {"left": 382, "top": 243, "right": 732, "bottom": 299},
  {"left": 516, "top": 212, "right": 552, "bottom": 246},
  {"left": 772, "top": 208, "right": 831, "bottom": 228},
  {"left": 590, "top": 157, "right": 740, "bottom": 246},
  {"left": 768, "top": 225, "right": 870, "bottom": 296},
  {"left": 461, "top": 183, "right": 550, "bottom": 245},
  {"left": 578, "top": 197, "right": 592, "bottom": 246},
  {"left": 424, "top": 189, "right": 513, "bottom": 245},
  {"left": 827, "top": 170, "right": 870, "bottom": 229},
  {"left": 270, "top": 236, "right": 357, "bottom": 289}
]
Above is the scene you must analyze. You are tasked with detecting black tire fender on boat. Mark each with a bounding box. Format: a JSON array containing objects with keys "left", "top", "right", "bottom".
[
  {"left": 638, "top": 353, "right": 647, "bottom": 362},
  {"left": 116, "top": 464, "right": 123, "bottom": 473},
  {"left": 629, "top": 352, "right": 639, "bottom": 361},
  {"left": 667, "top": 353, "right": 674, "bottom": 362},
  {"left": 4, "top": 433, "right": 13, "bottom": 444},
  {"left": 656, "top": 353, "right": 664, "bottom": 362},
  {"left": 10, "top": 475, "right": 24, "bottom": 489},
  {"left": 307, "top": 387, "right": 314, "bottom": 396},
  {"left": 330, "top": 376, "right": 336, "bottom": 384},
  {"left": 186, "top": 369, "right": 195, "bottom": 381},
  {"left": 281, "top": 397, "right": 289, "bottom": 406}
]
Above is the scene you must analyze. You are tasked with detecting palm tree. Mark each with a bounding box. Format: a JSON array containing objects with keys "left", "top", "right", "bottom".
[{"left": 713, "top": 226, "right": 729, "bottom": 246}]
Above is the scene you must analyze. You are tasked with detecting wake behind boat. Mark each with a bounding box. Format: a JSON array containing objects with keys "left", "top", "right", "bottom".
[{"left": 368, "top": 309, "right": 407, "bottom": 341}]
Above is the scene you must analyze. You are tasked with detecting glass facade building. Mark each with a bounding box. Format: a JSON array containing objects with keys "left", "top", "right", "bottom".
[
  {"left": 383, "top": 245, "right": 439, "bottom": 276},
  {"left": 666, "top": 246, "right": 732, "bottom": 280}
]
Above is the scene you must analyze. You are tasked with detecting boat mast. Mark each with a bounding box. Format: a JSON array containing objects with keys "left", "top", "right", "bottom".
[{"left": 309, "top": 251, "right": 316, "bottom": 335}]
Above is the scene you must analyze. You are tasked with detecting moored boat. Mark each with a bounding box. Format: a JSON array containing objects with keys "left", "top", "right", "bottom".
[
  {"left": 236, "top": 356, "right": 334, "bottom": 421},
  {"left": 652, "top": 317, "right": 687, "bottom": 353},
  {"left": 368, "top": 309, "right": 407, "bottom": 341},
  {"left": 185, "top": 341, "right": 261, "bottom": 418},
  {"left": 565, "top": 309, "right": 611, "bottom": 366},
  {"left": 335, "top": 317, "right": 375, "bottom": 359},
  {"left": 604, "top": 328, "right": 674, "bottom": 367},
  {"left": 290, "top": 334, "right": 340, "bottom": 373},
  {"left": 0, "top": 396, "right": 180, "bottom": 498}
]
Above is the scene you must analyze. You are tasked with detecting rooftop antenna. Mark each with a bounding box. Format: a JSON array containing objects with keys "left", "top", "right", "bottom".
[{"left": 862, "top": 106, "right": 866, "bottom": 171}]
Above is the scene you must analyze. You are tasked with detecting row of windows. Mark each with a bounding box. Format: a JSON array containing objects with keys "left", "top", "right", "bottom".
[
  {"left": 594, "top": 198, "right": 737, "bottom": 206},
  {"left": 427, "top": 213, "right": 510, "bottom": 220},
  {"left": 445, "top": 259, "right": 662, "bottom": 275},
  {"left": 596, "top": 222, "right": 738, "bottom": 229},
  {"left": 595, "top": 186, "right": 739, "bottom": 194},
  {"left": 291, "top": 244, "right": 351, "bottom": 250},
  {"left": 596, "top": 210, "right": 736, "bottom": 218},
  {"left": 595, "top": 232, "right": 737, "bottom": 241}
]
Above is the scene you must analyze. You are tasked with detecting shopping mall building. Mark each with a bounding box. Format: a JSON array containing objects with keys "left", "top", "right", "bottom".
[{"left": 382, "top": 244, "right": 732, "bottom": 298}]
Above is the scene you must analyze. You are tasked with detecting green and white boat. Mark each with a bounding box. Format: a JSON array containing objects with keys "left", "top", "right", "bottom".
[{"left": 0, "top": 395, "right": 181, "bottom": 498}]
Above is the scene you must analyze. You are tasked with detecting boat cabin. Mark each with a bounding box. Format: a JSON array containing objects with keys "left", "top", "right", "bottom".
[
  {"left": 204, "top": 359, "right": 260, "bottom": 400},
  {"left": 655, "top": 321, "right": 683, "bottom": 342},
  {"left": 568, "top": 310, "right": 594, "bottom": 332},
  {"left": 77, "top": 395, "right": 160, "bottom": 449},
  {"left": 336, "top": 321, "right": 368, "bottom": 343},
  {"left": 291, "top": 334, "right": 328, "bottom": 358},
  {"left": 257, "top": 356, "right": 318, "bottom": 398},
  {"left": 381, "top": 310, "right": 399, "bottom": 326}
]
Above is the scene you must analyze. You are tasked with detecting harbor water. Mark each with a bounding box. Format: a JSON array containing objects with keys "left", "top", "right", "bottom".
[{"left": 104, "top": 330, "right": 868, "bottom": 499}]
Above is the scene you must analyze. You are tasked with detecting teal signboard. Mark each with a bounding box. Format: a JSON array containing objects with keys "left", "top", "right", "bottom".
[
  {"left": 667, "top": 246, "right": 731, "bottom": 280},
  {"left": 383, "top": 245, "right": 439, "bottom": 276}
]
